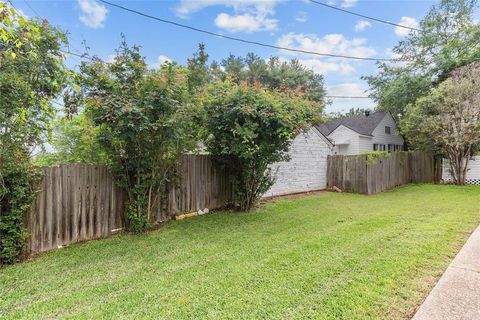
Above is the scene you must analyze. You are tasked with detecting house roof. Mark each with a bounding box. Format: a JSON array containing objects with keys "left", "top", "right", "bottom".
[{"left": 316, "top": 111, "right": 387, "bottom": 137}]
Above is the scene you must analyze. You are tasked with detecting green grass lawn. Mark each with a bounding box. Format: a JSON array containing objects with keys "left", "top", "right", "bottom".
[{"left": 1, "top": 185, "right": 479, "bottom": 319}]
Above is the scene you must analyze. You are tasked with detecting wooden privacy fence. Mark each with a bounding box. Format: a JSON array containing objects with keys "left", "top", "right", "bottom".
[
  {"left": 156, "top": 155, "right": 233, "bottom": 222},
  {"left": 327, "top": 151, "right": 441, "bottom": 195},
  {"left": 27, "top": 155, "right": 233, "bottom": 254}
]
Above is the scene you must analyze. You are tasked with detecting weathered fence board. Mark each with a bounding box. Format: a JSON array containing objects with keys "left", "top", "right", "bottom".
[
  {"left": 27, "top": 155, "right": 233, "bottom": 255},
  {"left": 327, "top": 151, "right": 438, "bottom": 195},
  {"left": 154, "top": 155, "right": 233, "bottom": 222},
  {"left": 27, "top": 164, "right": 126, "bottom": 254}
]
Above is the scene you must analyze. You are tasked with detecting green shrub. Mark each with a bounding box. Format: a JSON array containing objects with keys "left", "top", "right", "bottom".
[
  {"left": 0, "top": 149, "right": 41, "bottom": 264},
  {"left": 204, "top": 81, "right": 322, "bottom": 211},
  {"left": 78, "top": 40, "right": 198, "bottom": 232},
  {"left": 361, "top": 151, "right": 390, "bottom": 165},
  {"left": 126, "top": 200, "right": 149, "bottom": 234}
]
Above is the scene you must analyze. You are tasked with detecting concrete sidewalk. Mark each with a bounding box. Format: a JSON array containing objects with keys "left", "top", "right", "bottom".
[{"left": 413, "top": 224, "right": 480, "bottom": 320}]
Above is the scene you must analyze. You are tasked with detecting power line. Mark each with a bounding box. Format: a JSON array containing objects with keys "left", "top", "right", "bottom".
[
  {"left": 6, "top": 0, "right": 86, "bottom": 65},
  {"left": 22, "top": 0, "right": 39, "bottom": 17},
  {"left": 60, "top": 49, "right": 91, "bottom": 60},
  {"left": 307, "top": 0, "right": 422, "bottom": 32},
  {"left": 21, "top": 0, "right": 86, "bottom": 63},
  {"left": 98, "top": 0, "right": 402, "bottom": 62},
  {"left": 326, "top": 95, "right": 371, "bottom": 99}
]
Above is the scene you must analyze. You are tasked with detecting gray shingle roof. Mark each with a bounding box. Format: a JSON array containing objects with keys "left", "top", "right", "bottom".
[{"left": 316, "top": 112, "right": 387, "bottom": 137}]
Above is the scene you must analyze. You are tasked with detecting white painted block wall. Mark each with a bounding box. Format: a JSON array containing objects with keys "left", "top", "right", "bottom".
[
  {"left": 442, "top": 156, "right": 480, "bottom": 185},
  {"left": 265, "top": 128, "right": 334, "bottom": 197}
]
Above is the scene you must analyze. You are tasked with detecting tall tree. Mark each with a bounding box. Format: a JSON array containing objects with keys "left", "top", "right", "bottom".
[
  {"left": 402, "top": 63, "right": 480, "bottom": 185},
  {"left": 34, "top": 112, "right": 108, "bottom": 166},
  {"left": 78, "top": 40, "right": 198, "bottom": 232},
  {"left": 364, "top": 0, "right": 480, "bottom": 120},
  {"left": 0, "top": 4, "right": 69, "bottom": 263},
  {"left": 220, "top": 54, "right": 326, "bottom": 106},
  {"left": 187, "top": 43, "right": 209, "bottom": 93}
]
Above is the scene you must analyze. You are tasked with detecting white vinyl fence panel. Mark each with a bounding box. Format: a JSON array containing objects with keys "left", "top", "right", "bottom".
[{"left": 442, "top": 156, "right": 480, "bottom": 185}]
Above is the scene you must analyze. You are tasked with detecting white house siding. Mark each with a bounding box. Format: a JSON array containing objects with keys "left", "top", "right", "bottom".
[
  {"left": 358, "top": 135, "right": 374, "bottom": 153},
  {"left": 329, "top": 125, "right": 360, "bottom": 155},
  {"left": 265, "top": 128, "right": 334, "bottom": 197},
  {"left": 442, "top": 156, "right": 480, "bottom": 185},
  {"left": 371, "top": 113, "right": 404, "bottom": 148}
]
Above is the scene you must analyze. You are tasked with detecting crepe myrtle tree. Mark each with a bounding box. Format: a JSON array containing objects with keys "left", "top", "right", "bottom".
[
  {"left": 78, "top": 39, "right": 199, "bottom": 232},
  {"left": 402, "top": 63, "right": 480, "bottom": 185},
  {"left": 0, "top": 4, "right": 69, "bottom": 264},
  {"left": 204, "top": 80, "right": 323, "bottom": 211}
]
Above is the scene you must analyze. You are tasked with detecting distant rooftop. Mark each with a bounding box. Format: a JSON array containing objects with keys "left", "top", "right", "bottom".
[{"left": 316, "top": 111, "right": 387, "bottom": 136}]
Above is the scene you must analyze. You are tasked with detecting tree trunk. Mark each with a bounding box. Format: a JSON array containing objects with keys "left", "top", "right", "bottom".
[{"left": 449, "top": 152, "right": 470, "bottom": 185}]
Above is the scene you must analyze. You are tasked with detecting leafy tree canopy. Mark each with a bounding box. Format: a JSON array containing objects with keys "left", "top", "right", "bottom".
[
  {"left": 34, "top": 112, "right": 108, "bottom": 166},
  {"left": 325, "top": 107, "right": 371, "bottom": 121},
  {"left": 0, "top": 4, "right": 69, "bottom": 264},
  {"left": 364, "top": 0, "right": 480, "bottom": 120},
  {"left": 185, "top": 44, "right": 326, "bottom": 108},
  {"left": 402, "top": 63, "right": 480, "bottom": 184},
  {"left": 220, "top": 54, "right": 326, "bottom": 105}
]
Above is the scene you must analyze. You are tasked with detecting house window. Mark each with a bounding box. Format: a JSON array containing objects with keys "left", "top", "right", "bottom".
[
  {"left": 373, "top": 144, "right": 378, "bottom": 151},
  {"left": 388, "top": 144, "right": 393, "bottom": 153},
  {"left": 385, "top": 126, "right": 391, "bottom": 134},
  {"left": 377, "top": 144, "right": 386, "bottom": 151}
]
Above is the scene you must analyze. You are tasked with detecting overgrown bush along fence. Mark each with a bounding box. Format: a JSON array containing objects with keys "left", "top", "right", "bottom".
[
  {"left": 327, "top": 151, "right": 441, "bottom": 195},
  {"left": 26, "top": 155, "right": 233, "bottom": 254}
]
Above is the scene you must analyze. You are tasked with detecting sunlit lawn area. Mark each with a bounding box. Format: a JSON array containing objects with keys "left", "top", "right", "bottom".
[{"left": 1, "top": 184, "right": 479, "bottom": 319}]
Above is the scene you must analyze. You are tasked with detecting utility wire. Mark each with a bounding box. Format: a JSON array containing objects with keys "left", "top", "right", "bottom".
[
  {"left": 22, "top": 0, "right": 86, "bottom": 64},
  {"left": 22, "top": 0, "right": 39, "bottom": 17},
  {"left": 307, "top": 0, "right": 422, "bottom": 32},
  {"left": 7, "top": 0, "right": 85, "bottom": 64},
  {"left": 98, "top": 0, "right": 402, "bottom": 62},
  {"left": 60, "top": 49, "right": 91, "bottom": 60},
  {"left": 326, "top": 95, "right": 371, "bottom": 99}
]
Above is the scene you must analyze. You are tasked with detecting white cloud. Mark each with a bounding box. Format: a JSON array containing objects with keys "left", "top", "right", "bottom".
[
  {"left": 215, "top": 12, "right": 277, "bottom": 32},
  {"left": 149, "top": 55, "right": 172, "bottom": 69},
  {"left": 277, "top": 32, "right": 376, "bottom": 59},
  {"left": 5, "top": 2, "right": 28, "bottom": 18},
  {"left": 157, "top": 55, "right": 172, "bottom": 64},
  {"left": 297, "top": 58, "right": 355, "bottom": 75},
  {"left": 326, "top": 82, "right": 375, "bottom": 113},
  {"left": 17, "top": 8, "right": 29, "bottom": 18},
  {"left": 175, "top": 0, "right": 279, "bottom": 17},
  {"left": 295, "top": 11, "right": 308, "bottom": 23},
  {"left": 78, "top": 0, "right": 108, "bottom": 29},
  {"left": 106, "top": 54, "right": 117, "bottom": 63},
  {"left": 384, "top": 47, "right": 408, "bottom": 67},
  {"left": 328, "top": 82, "right": 368, "bottom": 97},
  {"left": 395, "top": 16, "right": 418, "bottom": 37},
  {"left": 176, "top": 0, "right": 279, "bottom": 32},
  {"left": 276, "top": 33, "right": 376, "bottom": 76},
  {"left": 354, "top": 20, "right": 371, "bottom": 32},
  {"left": 341, "top": 0, "right": 358, "bottom": 8}
]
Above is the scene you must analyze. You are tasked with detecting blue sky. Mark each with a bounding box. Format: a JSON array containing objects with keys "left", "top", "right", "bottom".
[{"left": 12, "top": 0, "right": 437, "bottom": 113}]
